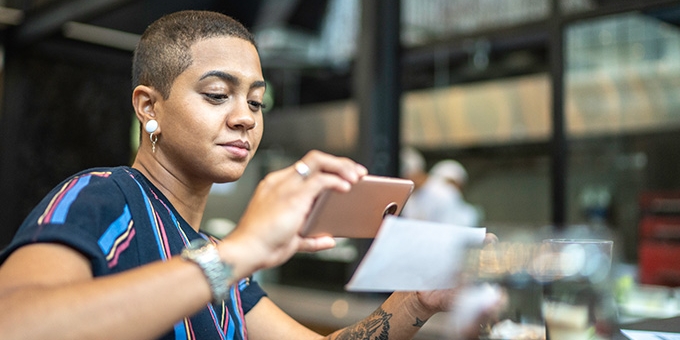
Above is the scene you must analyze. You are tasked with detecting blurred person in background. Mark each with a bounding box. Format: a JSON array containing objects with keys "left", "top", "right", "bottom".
[
  {"left": 429, "top": 160, "right": 481, "bottom": 227},
  {"left": 401, "top": 147, "right": 480, "bottom": 227},
  {"left": 399, "top": 146, "right": 429, "bottom": 192}
]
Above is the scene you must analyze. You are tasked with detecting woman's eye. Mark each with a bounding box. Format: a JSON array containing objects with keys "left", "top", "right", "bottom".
[
  {"left": 204, "top": 93, "right": 228, "bottom": 102},
  {"left": 248, "top": 100, "right": 266, "bottom": 110}
]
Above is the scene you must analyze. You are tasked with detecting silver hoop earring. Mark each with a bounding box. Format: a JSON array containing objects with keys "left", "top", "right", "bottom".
[{"left": 150, "top": 133, "right": 158, "bottom": 153}]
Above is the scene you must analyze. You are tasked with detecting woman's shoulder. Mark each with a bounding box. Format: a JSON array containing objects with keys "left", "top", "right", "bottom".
[
  {"left": 40, "top": 166, "right": 138, "bottom": 207},
  {"left": 64, "top": 166, "right": 139, "bottom": 187},
  {"left": 69, "top": 165, "right": 132, "bottom": 178},
  {"left": 8, "top": 166, "right": 136, "bottom": 244},
  {"left": 53, "top": 166, "right": 120, "bottom": 190}
]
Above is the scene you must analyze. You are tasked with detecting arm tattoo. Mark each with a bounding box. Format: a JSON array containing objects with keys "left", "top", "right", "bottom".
[
  {"left": 336, "top": 307, "right": 392, "bottom": 340},
  {"left": 413, "top": 317, "right": 426, "bottom": 328}
]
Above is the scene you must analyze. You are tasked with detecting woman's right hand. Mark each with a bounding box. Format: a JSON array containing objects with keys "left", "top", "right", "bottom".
[{"left": 218, "top": 150, "right": 368, "bottom": 278}]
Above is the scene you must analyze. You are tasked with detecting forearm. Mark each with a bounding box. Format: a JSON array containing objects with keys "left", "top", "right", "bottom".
[
  {"left": 327, "top": 292, "right": 436, "bottom": 340},
  {"left": 0, "top": 257, "right": 213, "bottom": 340}
]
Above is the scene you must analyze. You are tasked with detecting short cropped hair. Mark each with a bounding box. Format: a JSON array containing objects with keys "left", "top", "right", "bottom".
[{"left": 132, "top": 10, "right": 257, "bottom": 99}]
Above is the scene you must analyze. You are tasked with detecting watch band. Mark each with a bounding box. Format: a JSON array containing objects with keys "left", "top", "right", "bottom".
[{"left": 181, "top": 238, "right": 233, "bottom": 303}]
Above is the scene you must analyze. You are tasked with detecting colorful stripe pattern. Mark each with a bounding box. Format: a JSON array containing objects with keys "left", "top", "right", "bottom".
[
  {"left": 126, "top": 170, "right": 249, "bottom": 340},
  {"left": 98, "top": 205, "right": 136, "bottom": 268},
  {"left": 37, "top": 171, "right": 111, "bottom": 225},
  {"left": 33, "top": 170, "right": 138, "bottom": 269}
]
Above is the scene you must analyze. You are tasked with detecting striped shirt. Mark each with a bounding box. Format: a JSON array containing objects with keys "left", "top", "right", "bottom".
[{"left": 1, "top": 166, "right": 266, "bottom": 340}]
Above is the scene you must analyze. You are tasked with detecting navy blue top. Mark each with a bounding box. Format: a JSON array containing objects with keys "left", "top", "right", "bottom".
[{"left": 1, "top": 166, "right": 266, "bottom": 339}]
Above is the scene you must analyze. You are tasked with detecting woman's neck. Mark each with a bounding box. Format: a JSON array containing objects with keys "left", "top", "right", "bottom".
[{"left": 132, "top": 155, "right": 211, "bottom": 231}]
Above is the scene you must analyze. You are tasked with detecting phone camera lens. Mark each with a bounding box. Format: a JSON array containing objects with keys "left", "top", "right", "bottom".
[{"left": 383, "top": 203, "right": 398, "bottom": 218}]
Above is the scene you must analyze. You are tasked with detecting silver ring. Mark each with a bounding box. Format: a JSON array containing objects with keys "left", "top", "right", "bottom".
[{"left": 294, "top": 161, "right": 311, "bottom": 179}]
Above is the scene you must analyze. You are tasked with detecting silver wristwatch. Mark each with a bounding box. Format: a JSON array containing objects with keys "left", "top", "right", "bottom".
[{"left": 181, "top": 238, "right": 232, "bottom": 303}]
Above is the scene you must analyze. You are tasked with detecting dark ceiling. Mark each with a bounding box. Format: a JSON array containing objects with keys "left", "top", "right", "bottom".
[
  {"left": 0, "top": 0, "right": 344, "bottom": 104},
  {"left": 4, "top": 0, "right": 680, "bottom": 107},
  {"left": 88, "top": 1, "right": 264, "bottom": 35},
  {"left": 1, "top": 0, "right": 331, "bottom": 45}
]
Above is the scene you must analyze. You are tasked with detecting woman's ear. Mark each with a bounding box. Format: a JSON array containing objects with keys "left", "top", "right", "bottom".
[{"left": 132, "top": 85, "right": 159, "bottom": 124}]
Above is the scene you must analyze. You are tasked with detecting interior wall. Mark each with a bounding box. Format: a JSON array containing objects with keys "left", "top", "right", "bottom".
[{"left": 0, "top": 45, "right": 133, "bottom": 247}]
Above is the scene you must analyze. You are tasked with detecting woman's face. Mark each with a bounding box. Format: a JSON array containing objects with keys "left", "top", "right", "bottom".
[{"left": 153, "top": 36, "right": 265, "bottom": 185}]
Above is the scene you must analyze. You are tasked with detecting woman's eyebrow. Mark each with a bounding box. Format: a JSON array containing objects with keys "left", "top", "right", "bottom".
[
  {"left": 200, "top": 70, "right": 239, "bottom": 86},
  {"left": 251, "top": 80, "right": 266, "bottom": 90},
  {"left": 199, "top": 71, "right": 266, "bottom": 90}
]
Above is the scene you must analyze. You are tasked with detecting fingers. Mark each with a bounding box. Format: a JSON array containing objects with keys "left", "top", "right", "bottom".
[
  {"left": 484, "top": 233, "right": 499, "bottom": 245},
  {"left": 297, "top": 236, "right": 336, "bottom": 253},
  {"left": 286, "top": 150, "right": 368, "bottom": 198},
  {"left": 297, "top": 150, "right": 368, "bottom": 184},
  {"left": 293, "top": 161, "right": 311, "bottom": 180},
  {"left": 233, "top": 150, "right": 365, "bottom": 270}
]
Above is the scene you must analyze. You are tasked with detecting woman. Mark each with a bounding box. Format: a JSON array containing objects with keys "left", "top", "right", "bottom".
[{"left": 0, "top": 10, "right": 494, "bottom": 340}]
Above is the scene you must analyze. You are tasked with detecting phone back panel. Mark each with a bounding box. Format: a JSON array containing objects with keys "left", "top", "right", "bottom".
[{"left": 301, "top": 175, "right": 414, "bottom": 238}]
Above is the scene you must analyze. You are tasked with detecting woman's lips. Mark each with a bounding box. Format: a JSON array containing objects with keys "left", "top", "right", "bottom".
[{"left": 221, "top": 140, "right": 250, "bottom": 158}]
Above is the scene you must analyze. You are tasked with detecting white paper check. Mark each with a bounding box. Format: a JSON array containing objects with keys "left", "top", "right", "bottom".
[
  {"left": 621, "top": 330, "right": 680, "bottom": 340},
  {"left": 345, "top": 215, "right": 486, "bottom": 292}
]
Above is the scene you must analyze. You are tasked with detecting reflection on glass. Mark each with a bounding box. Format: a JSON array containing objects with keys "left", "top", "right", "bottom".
[
  {"left": 566, "top": 13, "right": 680, "bottom": 137},
  {"left": 564, "top": 8, "right": 680, "bottom": 265},
  {"left": 464, "top": 227, "right": 618, "bottom": 340}
]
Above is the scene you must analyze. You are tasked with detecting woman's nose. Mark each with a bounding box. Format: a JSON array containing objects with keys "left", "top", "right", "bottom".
[{"left": 228, "top": 101, "right": 256, "bottom": 130}]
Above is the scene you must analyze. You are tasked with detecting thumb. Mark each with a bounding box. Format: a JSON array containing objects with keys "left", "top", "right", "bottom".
[{"left": 298, "top": 236, "right": 336, "bottom": 253}]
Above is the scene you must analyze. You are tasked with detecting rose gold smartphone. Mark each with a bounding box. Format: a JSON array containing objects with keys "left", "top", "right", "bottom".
[{"left": 300, "top": 175, "right": 414, "bottom": 238}]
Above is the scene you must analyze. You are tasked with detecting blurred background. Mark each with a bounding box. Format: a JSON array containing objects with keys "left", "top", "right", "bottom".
[{"left": 1, "top": 0, "right": 680, "bottom": 337}]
